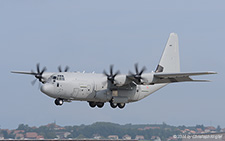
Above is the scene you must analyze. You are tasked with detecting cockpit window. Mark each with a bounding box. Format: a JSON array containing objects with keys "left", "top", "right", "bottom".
[
  {"left": 49, "top": 75, "right": 65, "bottom": 82},
  {"left": 57, "top": 75, "right": 65, "bottom": 81}
]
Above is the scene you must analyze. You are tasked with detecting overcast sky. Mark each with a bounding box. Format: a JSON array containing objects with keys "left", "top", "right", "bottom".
[{"left": 0, "top": 0, "right": 224, "bottom": 129}]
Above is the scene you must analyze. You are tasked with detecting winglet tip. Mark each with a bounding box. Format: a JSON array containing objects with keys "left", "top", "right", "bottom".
[{"left": 208, "top": 71, "right": 217, "bottom": 74}]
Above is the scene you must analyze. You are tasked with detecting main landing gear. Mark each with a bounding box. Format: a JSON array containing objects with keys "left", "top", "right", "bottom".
[
  {"left": 55, "top": 98, "right": 64, "bottom": 106},
  {"left": 88, "top": 101, "right": 125, "bottom": 109},
  {"left": 110, "top": 101, "right": 126, "bottom": 109},
  {"left": 89, "top": 102, "right": 105, "bottom": 108}
]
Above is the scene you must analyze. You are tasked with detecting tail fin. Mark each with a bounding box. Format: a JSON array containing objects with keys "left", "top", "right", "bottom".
[{"left": 155, "top": 33, "right": 180, "bottom": 73}]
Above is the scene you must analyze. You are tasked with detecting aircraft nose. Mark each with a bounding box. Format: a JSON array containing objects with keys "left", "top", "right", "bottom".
[{"left": 41, "top": 83, "right": 54, "bottom": 95}]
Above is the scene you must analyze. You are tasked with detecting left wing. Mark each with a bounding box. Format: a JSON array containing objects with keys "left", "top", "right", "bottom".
[
  {"left": 11, "top": 71, "right": 36, "bottom": 75},
  {"left": 152, "top": 71, "right": 217, "bottom": 84}
]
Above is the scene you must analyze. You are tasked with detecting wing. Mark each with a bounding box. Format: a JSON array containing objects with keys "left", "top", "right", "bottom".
[
  {"left": 153, "top": 71, "right": 217, "bottom": 84},
  {"left": 11, "top": 71, "right": 54, "bottom": 83},
  {"left": 11, "top": 71, "right": 35, "bottom": 75}
]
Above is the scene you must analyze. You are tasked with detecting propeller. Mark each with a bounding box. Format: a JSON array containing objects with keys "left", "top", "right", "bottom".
[
  {"left": 129, "top": 63, "right": 146, "bottom": 83},
  {"left": 103, "top": 65, "right": 120, "bottom": 84},
  {"left": 31, "top": 63, "right": 47, "bottom": 85},
  {"left": 58, "top": 65, "right": 70, "bottom": 72}
]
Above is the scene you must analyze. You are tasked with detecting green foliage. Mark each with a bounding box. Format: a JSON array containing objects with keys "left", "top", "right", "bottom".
[
  {"left": 195, "top": 124, "right": 205, "bottom": 131},
  {"left": 216, "top": 125, "right": 221, "bottom": 132},
  {"left": 76, "top": 134, "right": 86, "bottom": 139},
  {"left": 0, "top": 130, "right": 9, "bottom": 138},
  {"left": 45, "top": 132, "right": 56, "bottom": 139},
  {"left": 63, "top": 122, "right": 182, "bottom": 140},
  {"left": 17, "top": 124, "right": 31, "bottom": 132}
]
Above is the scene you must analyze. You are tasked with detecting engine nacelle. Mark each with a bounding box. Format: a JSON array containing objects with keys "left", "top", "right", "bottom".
[
  {"left": 114, "top": 75, "right": 130, "bottom": 86},
  {"left": 42, "top": 72, "right": 54, "bottom": 83},
  {"left": 141, "top": 73, "right": 154, "bottom": 84}
]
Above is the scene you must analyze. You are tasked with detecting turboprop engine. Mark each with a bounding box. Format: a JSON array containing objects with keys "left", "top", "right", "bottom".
[
  {"left": 114, "top": 73, "right": 155, "bottom": 86},
  {"left": 114, "top": 75, "right": 131, "bottom": 86},
  {"left": 141, "top": 73, "right": 154, "bottom": 84}
]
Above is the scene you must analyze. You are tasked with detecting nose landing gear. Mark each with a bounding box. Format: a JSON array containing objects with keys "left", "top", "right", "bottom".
[{"left": 55, "top": 98, "right": 64, "bottom": 106}]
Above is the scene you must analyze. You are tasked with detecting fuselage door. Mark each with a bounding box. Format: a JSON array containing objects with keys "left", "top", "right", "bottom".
[
  {"left": 56, "top": 82, "right": 63, "bottom": 95},
  {"left": 72, "top": 88, "right": 79, "bottom": 98}
]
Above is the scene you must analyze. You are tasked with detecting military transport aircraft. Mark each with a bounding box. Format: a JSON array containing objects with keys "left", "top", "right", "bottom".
[{"left": 11, "top": 33, "right": 216, "bottom": 109}]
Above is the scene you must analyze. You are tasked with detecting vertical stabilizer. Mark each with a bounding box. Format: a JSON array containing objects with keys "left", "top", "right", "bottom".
[{"left": 155, "top": 33, "right": 180, "bottom": 73}]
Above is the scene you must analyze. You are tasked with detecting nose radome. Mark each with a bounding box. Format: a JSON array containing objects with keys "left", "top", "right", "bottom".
[{"left": 41, "top": 83, "right": 54, "bottom": 95}]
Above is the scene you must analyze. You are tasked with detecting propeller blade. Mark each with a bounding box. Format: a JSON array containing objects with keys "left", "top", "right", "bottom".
[
  {"left": 113, "top": 70, "right": 120, "bottom": 78},
  {"left": 110, "top": 65, "right": 113, "bottom": 76},
  {"left": 139, "top": 66, "right": 146, "bottom": 75},
  {"left": 38, "top": 81, "right": 41, "bottom": 90},
  {"left": 64, "top": 66, "right": 69, "bottom": 72},
  {"left": 40, "top": 67, "right": 47, "bottom": 75},
  {"left": 58, "top": 66, "right": 62, "bottom": 72},
  {"left": 58, "top": 65, "right": 70, "bottom": 72},
  {"left": 135, "top": 63, "right": 139, "bottom": 74},
  {"left": 103, "top": 70, "right": 109, "bottom": 77},
  {"left": 31, "top": 79, "right": 37, "bottom": 86},
  {"left": 37, "top": 63, "right": 40, "bottom": 74}
]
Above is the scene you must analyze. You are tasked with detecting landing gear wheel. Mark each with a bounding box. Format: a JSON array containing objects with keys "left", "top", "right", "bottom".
[
  {"left": 118, "top": 103, "right": 126, "bottom": 109},
  {"left": 89, "top": 102, "right": 96, "bottom": 108},
  {"left": 55, "top": 98, "right": 63, "bottom": 106},
  {"left": 110, "top": 102, "right": 117, "bottom": 108},
  {"left": 97, "top": 102, "right": 104, "bottom": 108}
]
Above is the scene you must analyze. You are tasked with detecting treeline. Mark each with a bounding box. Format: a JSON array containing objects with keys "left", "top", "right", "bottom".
[
  {"left": 1, "top": 122, "right": 221, "bottom": 140},
  {"left": 65, "top": 122, "right": 182, "bottom": 140},
  {"left": 1, "top": 122, "right": 183, "bottom": 140}
]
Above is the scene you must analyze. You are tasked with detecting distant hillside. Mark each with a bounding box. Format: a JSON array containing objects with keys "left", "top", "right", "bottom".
[{"left": 0, "top": 122, "right": 224, "bottom": 140}]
